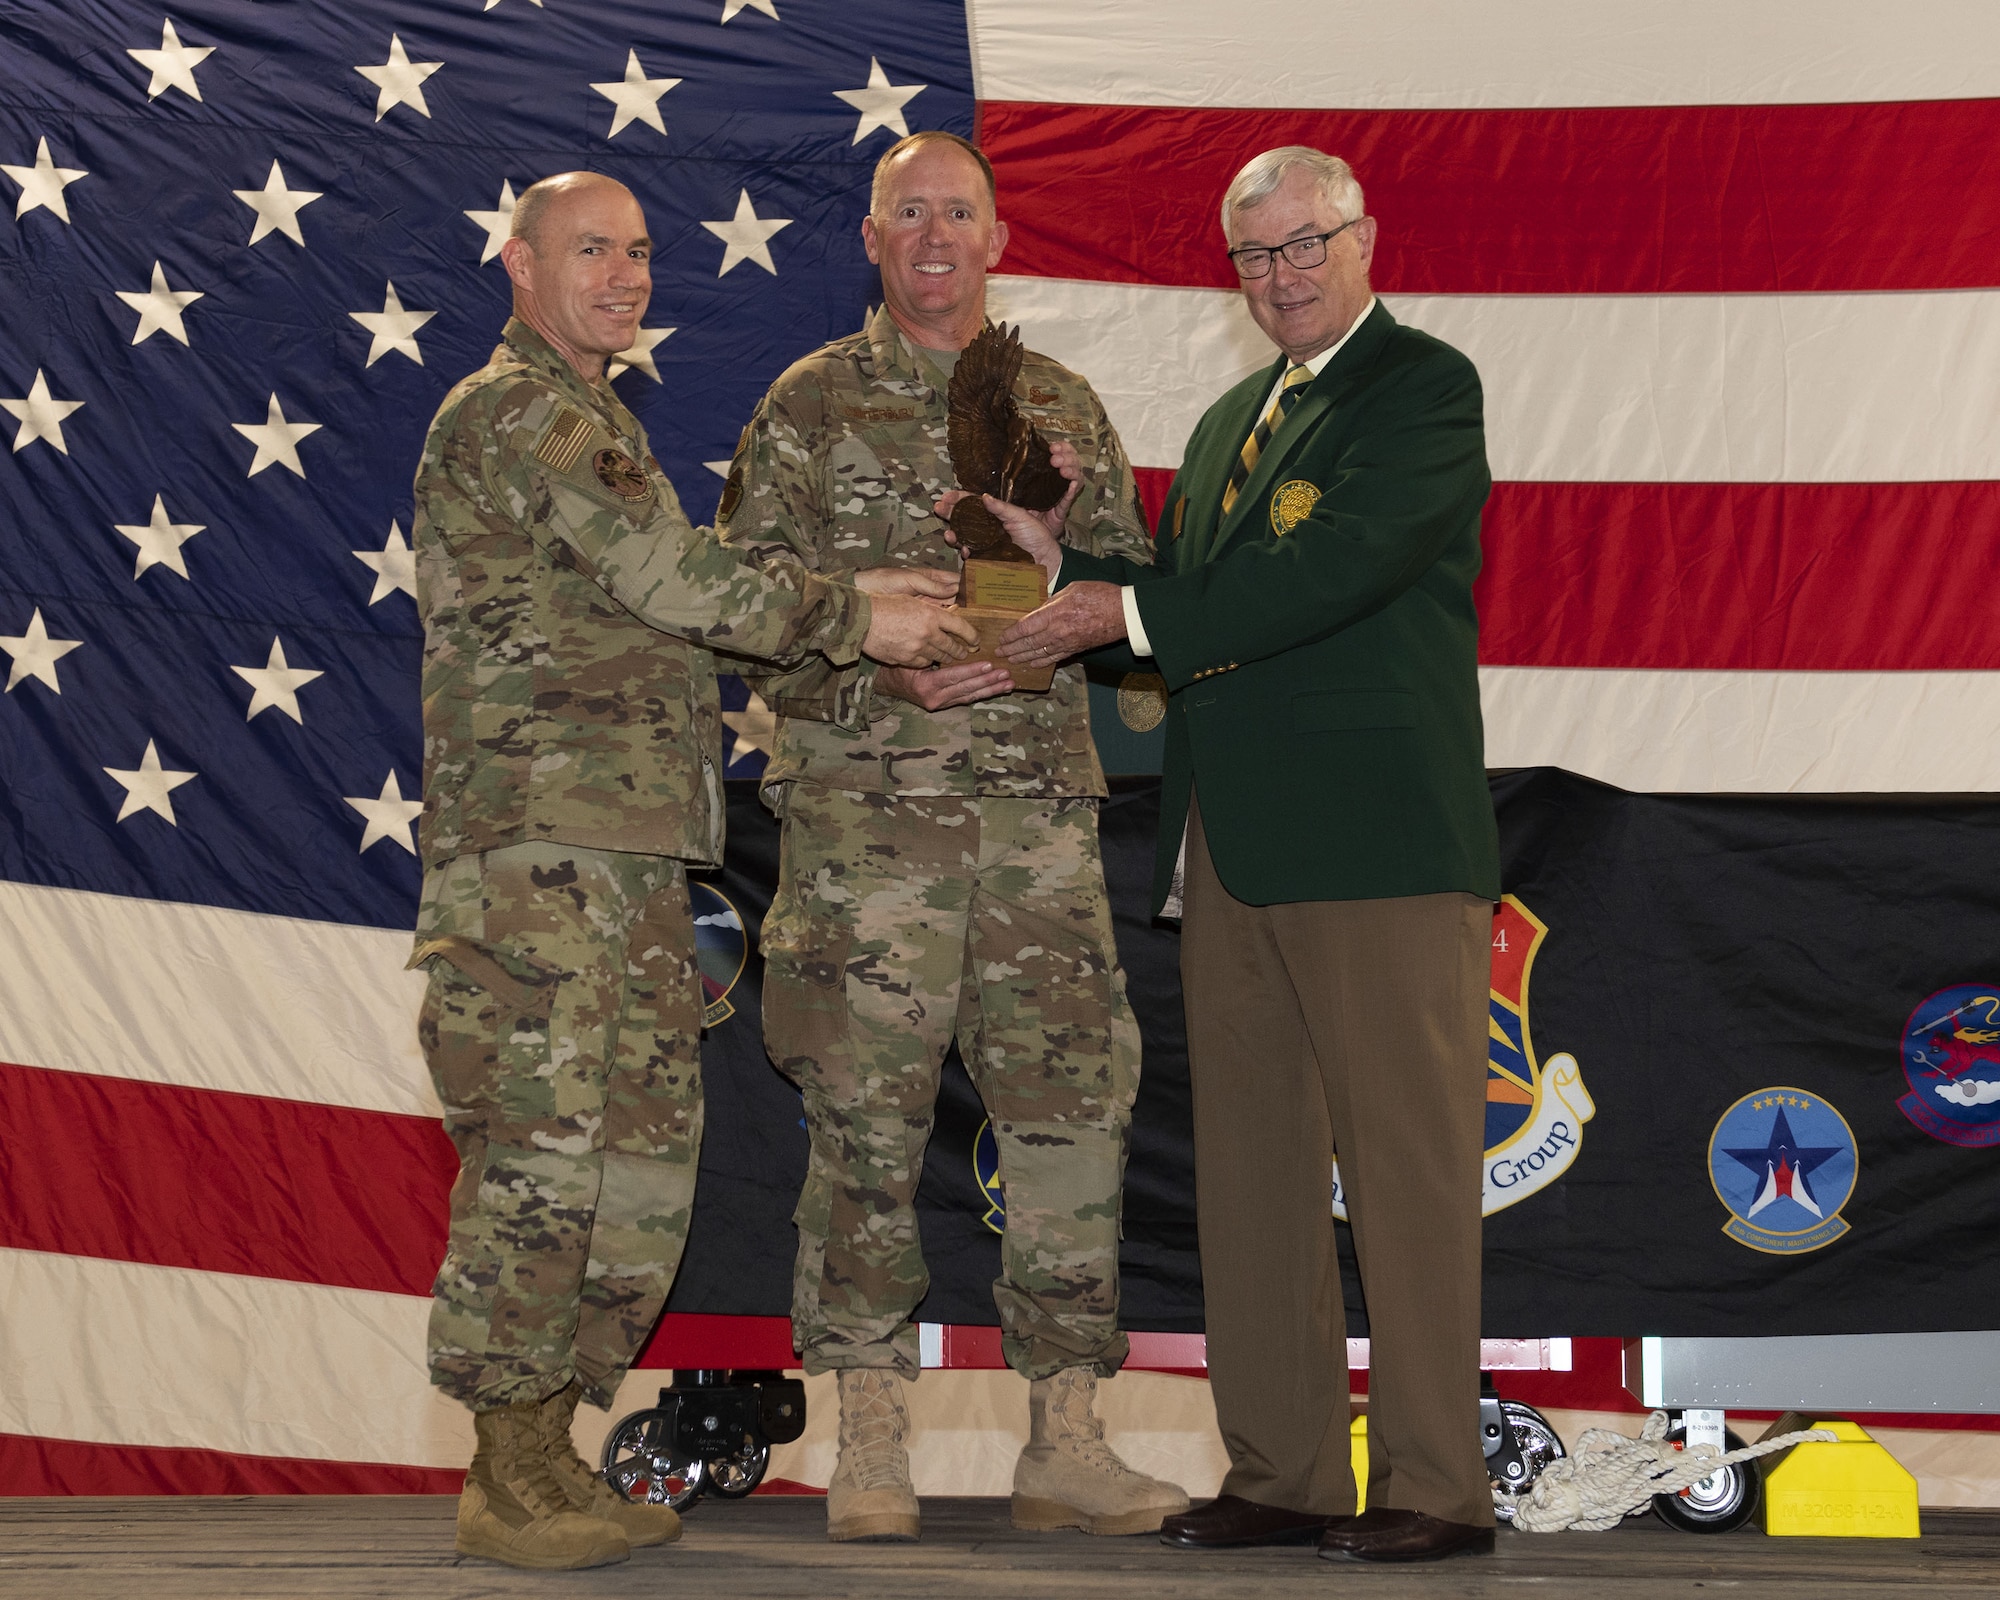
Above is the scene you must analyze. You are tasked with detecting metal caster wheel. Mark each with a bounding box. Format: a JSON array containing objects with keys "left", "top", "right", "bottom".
[
  {"left": 1651, "top": 1425, "right": 1761, "bottom": 1534},
  {"left": 601, "top": 1408, "right": 707, "bottom": 1512},
  {"left": 704, "top": 1434, "right": 771, "bottom": 1499},
  {"left": 1487, "top": 1398, "right": 1567, "bottom": 1521}
]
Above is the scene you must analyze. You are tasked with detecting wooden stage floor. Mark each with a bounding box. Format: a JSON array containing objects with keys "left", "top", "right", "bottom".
[{"left": 2, "top": 1496, "right": 1995, "bottom": 1599}]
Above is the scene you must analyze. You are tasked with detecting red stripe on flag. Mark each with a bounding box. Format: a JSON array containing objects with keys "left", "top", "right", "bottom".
[
  {"left": 1130, "top": 472, "right": 2000, "bottom": 671},
  {"left": 0, "top": 1061, "right": 453, "bottom": 1296},
  {"left": 1482, "top": 482, "right": 2000, "bottom": 671},
  {"left": 0, "top": 1432, "right": 463, "bottom": 1495},
  {"left": 983, "top": 99, "right": 2000, "bottom": 294}
]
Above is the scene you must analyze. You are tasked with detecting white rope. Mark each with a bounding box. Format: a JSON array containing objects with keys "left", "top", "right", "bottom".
[{"left": 1496, "top": 1410, "right": 1838, "bottom": 1533}]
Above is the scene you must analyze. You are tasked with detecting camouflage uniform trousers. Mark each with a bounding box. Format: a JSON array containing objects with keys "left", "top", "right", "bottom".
[
  {"left": 415, "top": 841, "right": 704, "bottom": 1411},
  {"left": 760, "top": 786, "right": 1141, "bottom": 1381}
]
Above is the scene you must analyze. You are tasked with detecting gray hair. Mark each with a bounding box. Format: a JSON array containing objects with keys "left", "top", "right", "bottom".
[{"left": 1220, "top": 148, "right": 1364, "bottom": 244}]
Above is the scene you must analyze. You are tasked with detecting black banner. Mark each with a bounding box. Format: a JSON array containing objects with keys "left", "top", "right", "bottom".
[{"left": 666, "top": 770, "right": 2000, "bottom": 1337}]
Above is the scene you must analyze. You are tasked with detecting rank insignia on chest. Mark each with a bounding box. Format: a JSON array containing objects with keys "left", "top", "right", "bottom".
[
  {"left": 594, "top": 447, "right": 651, "bottom": 501},
  {"left": 1270, "top": 478, "right": 1321, "bottom": 535},
  {"left": 535, "top": 407, "right": 593, "bottom": 473}
]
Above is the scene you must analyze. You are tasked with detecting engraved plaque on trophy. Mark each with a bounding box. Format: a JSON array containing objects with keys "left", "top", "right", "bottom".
[{"left": 945, "top": 322, "right": 1068, "bottom": 693}]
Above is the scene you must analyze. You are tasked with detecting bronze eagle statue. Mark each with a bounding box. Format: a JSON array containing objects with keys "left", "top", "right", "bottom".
[{"left": 945, "top": 321, "right": 1069, "bottom": 561}]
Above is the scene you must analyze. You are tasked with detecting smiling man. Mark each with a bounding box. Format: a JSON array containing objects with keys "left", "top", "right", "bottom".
[
  {"left": 987, "top": 148, "right": 1501, "bottom": 1564},
  {"left": 715, "top": 132, "right": 1184, "bottom": 1546},
  {"left": 408, "top": 171, "right": 974, "bottom": 1571}
]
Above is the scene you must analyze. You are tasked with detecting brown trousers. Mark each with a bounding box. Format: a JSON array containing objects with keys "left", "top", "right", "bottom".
[{"left": 1181, "top": 801, "right": 1495, "bottom": 1525}]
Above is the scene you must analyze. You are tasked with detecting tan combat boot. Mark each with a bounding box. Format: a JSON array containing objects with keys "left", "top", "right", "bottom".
[
  {"left": 1012, "top": 1367, "right": 1192, "bottom": 1535},
  {"left": 457, "top": 1401, "right": 630, "bottom": 1569},
  {"left": 825, "top": 1369, "right": 920, "bottom": 1542},
  {"left": 537, "top": 1380, "right": 683, "bottom": 1547}
]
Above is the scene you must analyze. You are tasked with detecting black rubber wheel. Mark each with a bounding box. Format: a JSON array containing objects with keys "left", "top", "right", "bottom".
[
  {"left": 705, "top": 1434, "right": 771, "bottom": 1499},
  {"left": 1651, "top": 1426, "right": 1761, "bottom": 1534},
  {"left": 1489, "top": 1400, "right": 1567, "bottom": 1522},
  {"left": 601, "top": 1408, "right": 707, "bottom": 1512}
]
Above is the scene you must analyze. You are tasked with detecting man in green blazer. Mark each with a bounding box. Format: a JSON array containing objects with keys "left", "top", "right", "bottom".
[{"left": 988, "top": 147, "right": 1502, "bottom": 1564}]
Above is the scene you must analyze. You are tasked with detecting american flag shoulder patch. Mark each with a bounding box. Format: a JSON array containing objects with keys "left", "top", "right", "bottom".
[{"left": 535, "top": 408, "right": 595, "bottom": 474}]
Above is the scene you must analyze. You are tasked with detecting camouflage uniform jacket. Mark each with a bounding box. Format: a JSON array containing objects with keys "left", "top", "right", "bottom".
[
  {"left": 412, "top": 318, "right": 871, "bottom": 870},
  {"left": 718, "top": 305, "right": 1152, "bottom": 800}
]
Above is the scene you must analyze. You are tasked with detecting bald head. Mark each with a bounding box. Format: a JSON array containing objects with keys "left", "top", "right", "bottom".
[
  {"left": 499, "top": 173, "right": 653, "bottom": 382},
  {"left": 511, "top": 171, "right": 635, "bottom": 253}
]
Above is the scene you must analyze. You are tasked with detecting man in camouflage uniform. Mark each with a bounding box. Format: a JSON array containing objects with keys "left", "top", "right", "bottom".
[
  {"left": 718, "top": 131, "right": 1189, "bottom": 1543},
  {"left": 411, "top": 170, "right": 973, "bottom": 1570}
]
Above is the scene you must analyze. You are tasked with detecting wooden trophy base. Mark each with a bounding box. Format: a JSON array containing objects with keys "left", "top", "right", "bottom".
[{"left": 958, "top": 557, "right": 1053, "bottom": 692}]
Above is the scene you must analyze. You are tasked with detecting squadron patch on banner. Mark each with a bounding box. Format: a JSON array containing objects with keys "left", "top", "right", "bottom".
[
  {"left": 1708, "top": 1088, "right": 1857, "bottom": 1254},
  {"left": 1269, "top": 478, "right": 1320, "bottom": 535},
  {"left": 691, "top": 882, "right": 748, "bottom": 1027},
  {"left": 1898, "top": 985, "right": 2000, "bottom": 1147},
  {"left": 1334, "top": 895, "right": 1593, "bottom": 1220},
  {"left": 973, "top": 1118, "right": 1005, "bottom": 1234}
]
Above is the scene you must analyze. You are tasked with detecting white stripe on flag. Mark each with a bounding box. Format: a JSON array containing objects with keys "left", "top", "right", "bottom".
[
  {"left": 968, "top": 0, "right": 2000, "bottom": 108},
  {"left": 985, "top": 275, "right": 2000, "bottom": 483},
  {"left": 1482, "top": 668, "right": 2000, "bottom": 792},
  {"left": 0, "top": 1247, "right": 467, "bottom": 1468},
  {"left": 0, "top": 879, "right": 433, "bottom": 1116}
]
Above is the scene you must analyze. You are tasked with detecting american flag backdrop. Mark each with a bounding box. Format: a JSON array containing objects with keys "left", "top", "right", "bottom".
[{"left": 2, "top": 0, "right": 1997, "bottom": 1494}]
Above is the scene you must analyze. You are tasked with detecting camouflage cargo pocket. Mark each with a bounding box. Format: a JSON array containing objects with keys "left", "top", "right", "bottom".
[
  {"left": 757, "top": 893, "right": 853, "bottom": 1081},
  {"left": 431, "top": 1231, "right": 502, "bottom": 1317},
  {"left": 415, "top": 936, "right": 563, "bottom": 1118}
]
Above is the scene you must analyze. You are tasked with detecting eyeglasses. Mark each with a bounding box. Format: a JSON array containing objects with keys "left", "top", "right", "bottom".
[{"left": 1227, "top": 218, "right": 1363, "bottom": 279}]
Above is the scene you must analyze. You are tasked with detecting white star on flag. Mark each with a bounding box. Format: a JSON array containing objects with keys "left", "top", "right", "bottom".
[
  {"left": 482, "top": 0, "right": 542, "bottom": 9},
  {"left": 115, "top": 260, "right": 205, "bottom": 346},
  {"left": 722, "top": 689, "right": 777, "bottom": 766},
  {"left": 231, "top": 637, "right": 325, "bottom": 723},
  {"left": 835, "top": 58, "right": 927, "bottom": 144},
  {"left": 2, "top": 136, "right": 88, "bottom": 223},
  {"left": 609, "top": 327, "right": 675, "bottom": 382},
  {"left": 704, "top": 459, "right": 733, "bottom": 478},
  {"left": 592, "top": 49, "right": 680, "bottom": 138},
  {"left": 346, "top": 771, "right": 424, "bottom": 854},
  {"left": 349, "top": 281, "right": 436, "bottom": 367},
  {"left": 465, "top": 179, "right": 517, "bottom": 264},
  {"left": 703, "top": 189, "right": 792, "bottom": 276},
  {"left": 114, "top": 494, "right": 205, "bottom": 579},
  {"left": 353, "top": 522, "right": 416, "bottom": 605},
  {"left": 127, "top": 18, "right": 214, "bottom": 102},
  {"left": 1, "top": 608, "right": 82, "bottom": 694},
  {"left": 721, "top": 0, "right": 779, "bottom": 19},
  {"left": 232, "top": 393, "right": 321, "bottom": 478},
  {"left": 355, "top": 34, "right": 443, "bottom": 122},
  {"left": 233, "top": 160, "right": 322, "bottom": 247},
  {"left": 1, "top": 370, "right": 84, "bottom": 454},
  {"left": 104, "top": 740, "right": 197, "bottom": 825}
]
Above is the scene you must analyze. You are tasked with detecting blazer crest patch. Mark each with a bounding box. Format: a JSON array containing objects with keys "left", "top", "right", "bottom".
[{"left": 1269, "top": 478, "right": 1321, "bottom": 535}]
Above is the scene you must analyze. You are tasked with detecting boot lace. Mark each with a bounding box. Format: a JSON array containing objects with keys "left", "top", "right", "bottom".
[
  {"left": 1050, "top": 1369, "right": 1142, "bottom": 1480},
  {"left": 839, "top": 1372, "right": 911, "bottom": 1492}
]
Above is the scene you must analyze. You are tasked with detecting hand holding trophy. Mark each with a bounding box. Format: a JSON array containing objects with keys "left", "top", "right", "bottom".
[{"left": 943, "top": 322, "right": 1072, "bottom": 691}]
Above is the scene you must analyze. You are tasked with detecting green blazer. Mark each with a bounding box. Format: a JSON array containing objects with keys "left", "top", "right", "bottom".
[{"left": 1061, "top": 301, "right": 1501, "bottom": 913}]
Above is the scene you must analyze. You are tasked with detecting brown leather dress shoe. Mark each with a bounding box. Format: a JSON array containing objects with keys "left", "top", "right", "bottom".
[
  {"left": 1318, "top": 1507, "right": 1494, "bottom": 1562},
  {"left": 1160, "top": 1494, "right": 1334, "bottom": 1548}
]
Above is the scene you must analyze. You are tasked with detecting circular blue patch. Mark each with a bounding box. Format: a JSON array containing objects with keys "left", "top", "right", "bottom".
[
  {"left": 1898, "top": 984, "right": 2000, "bottom": 1148},
  {"left": 690, "top": 883, "right": 747, "bottom": 1027},
  {"left": 1707, "top": 1087, "right": 1857, "bottom": 1255},
  {"left": 973, "top": 1118, "right": 1004, "bottom": 1235}
]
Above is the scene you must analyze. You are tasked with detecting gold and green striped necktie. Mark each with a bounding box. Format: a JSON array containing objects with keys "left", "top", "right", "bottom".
[{"left": 1220, "top": 363, "right": 1313, "bottom": 516}]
